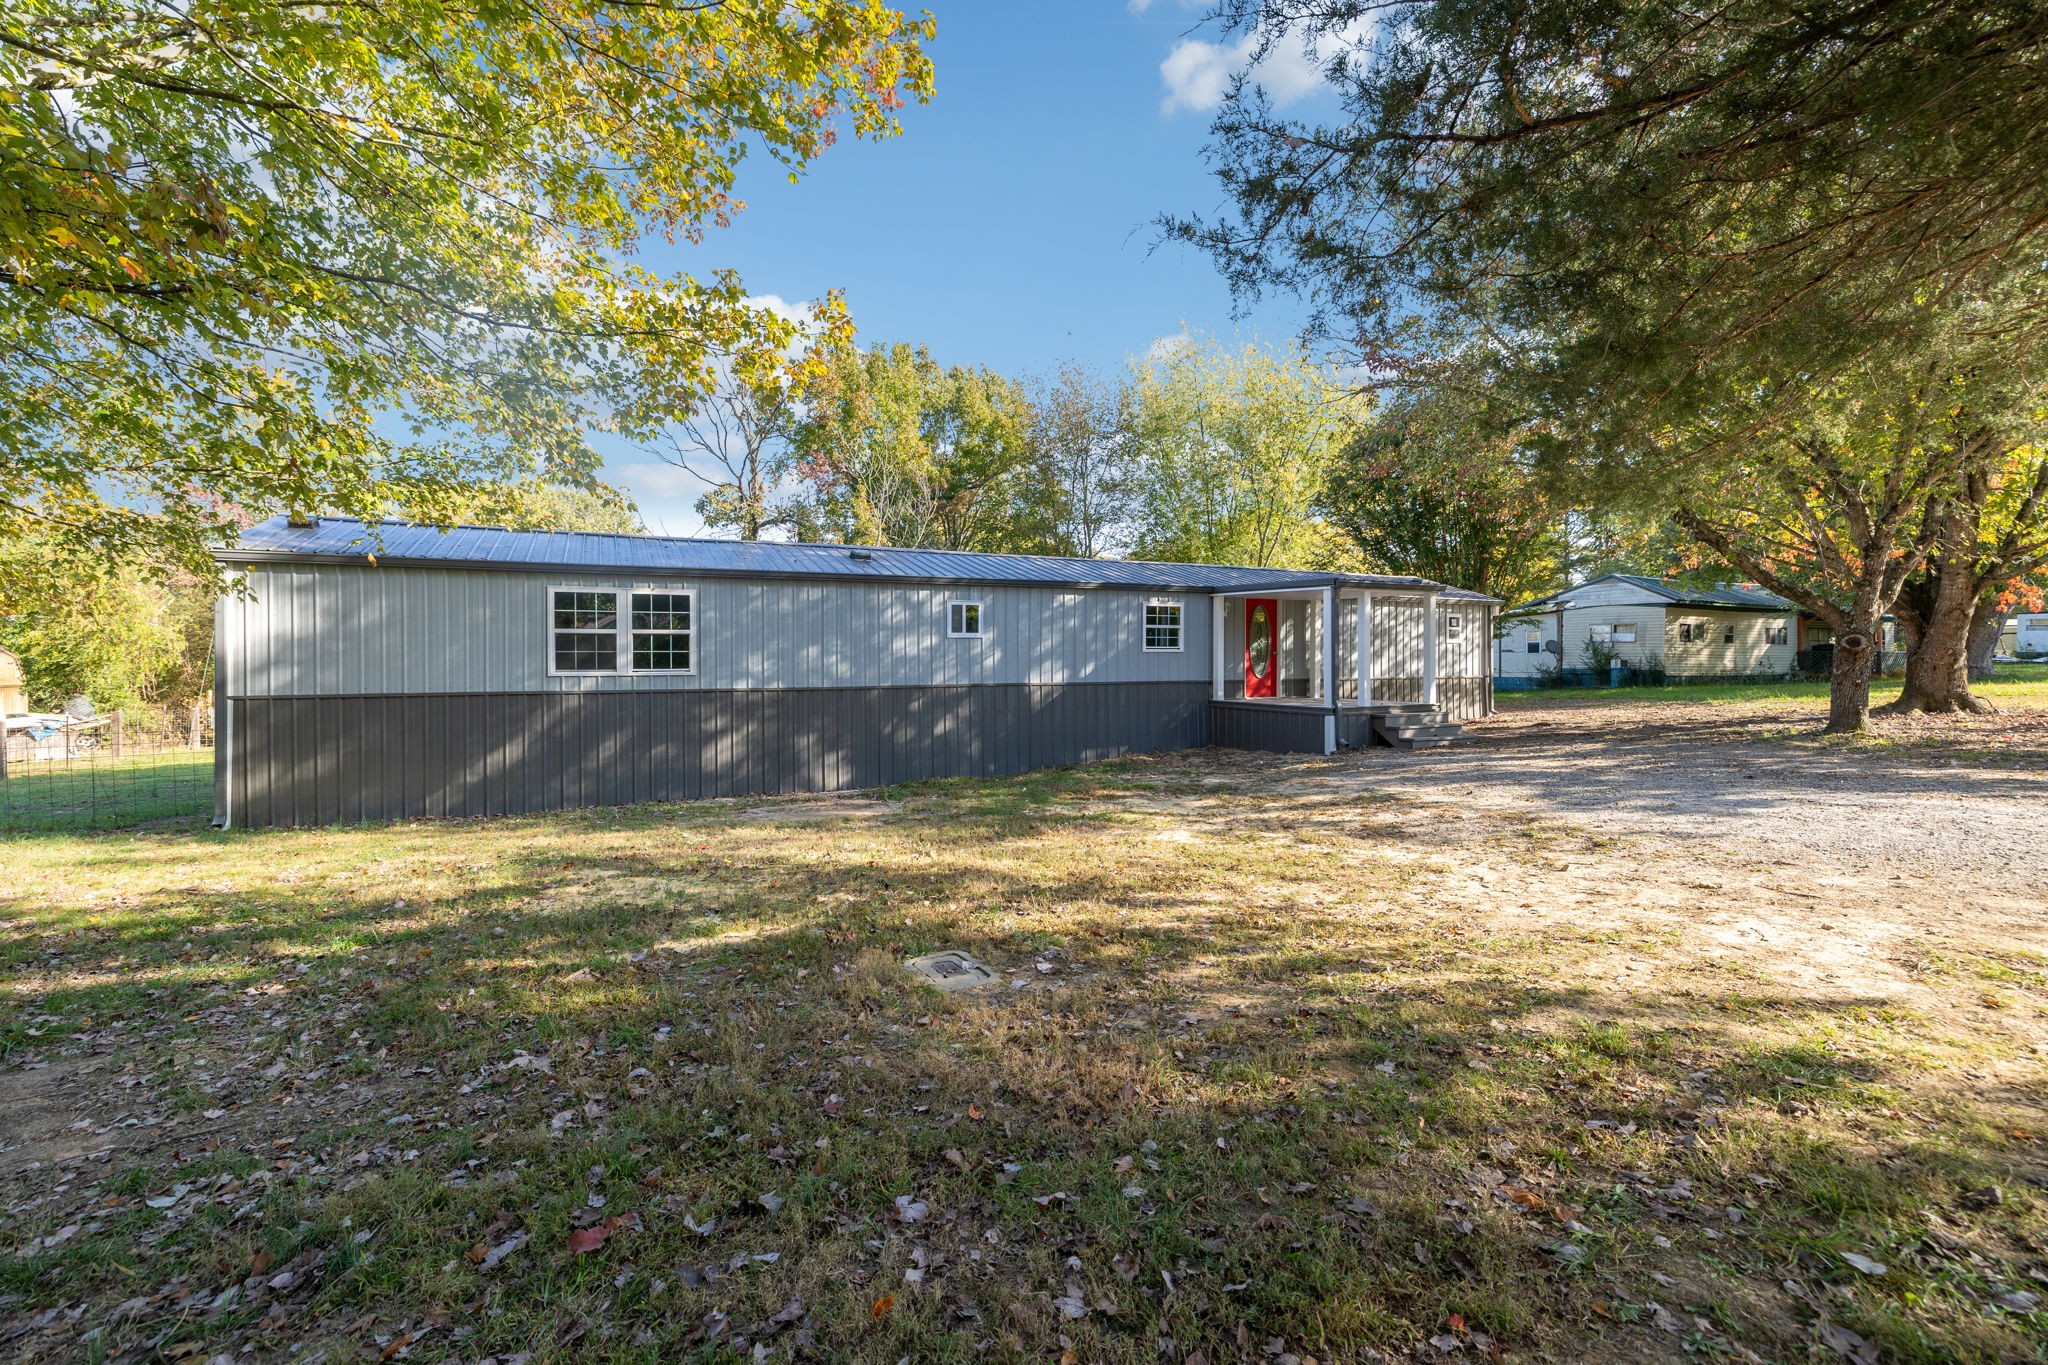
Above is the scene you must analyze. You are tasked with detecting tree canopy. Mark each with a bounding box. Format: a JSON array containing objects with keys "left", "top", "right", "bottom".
[
  {"left": 786, "top": 343, "right": 1058, "bottom": 553},
  {"left": 1178, "top": 0, "right": 2048, "bottom": 450},
  {"left": 0, "top": 0, "right": 933, "bottom": 579},
  {"left": 1125, "top": 337, "right": 1361, "bottom": 569}
]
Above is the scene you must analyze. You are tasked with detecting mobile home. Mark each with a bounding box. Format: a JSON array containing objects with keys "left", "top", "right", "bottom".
[{"left": 212, "top": 518, "right": 1498, "bottom": 826}]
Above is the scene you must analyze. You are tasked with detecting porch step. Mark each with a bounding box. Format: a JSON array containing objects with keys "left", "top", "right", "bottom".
[{"left": 1371, "top": 711, "right": 1466, "bottom": 750}]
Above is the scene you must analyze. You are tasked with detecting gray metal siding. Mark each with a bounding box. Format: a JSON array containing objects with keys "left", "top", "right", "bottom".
[
  {"left": 1207, "top": 702, "right": 1331, "bottom": 754},
  {"left": 224, "top": 566, "right": 1210, "bottom": 697},
  {"left": 221, "top": 683, "right": 1212, "bottom": 826}
]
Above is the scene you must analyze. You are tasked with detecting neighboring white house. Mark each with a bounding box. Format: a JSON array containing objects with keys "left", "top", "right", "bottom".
[
  {"left": 2001, "top": 613, "right": 2048, "bottom": 658},
  {"left": 1497, "top": 574, "right": 1800, "bottom": 683}
]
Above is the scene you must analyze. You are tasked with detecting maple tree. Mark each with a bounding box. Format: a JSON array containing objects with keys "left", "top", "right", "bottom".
[{"left": 0, "top": 0, "right": 934, "bottom": 580}]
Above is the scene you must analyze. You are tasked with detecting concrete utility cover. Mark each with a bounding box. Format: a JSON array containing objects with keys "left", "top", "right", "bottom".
[{"left": 905, "top": 950, "right": 996, "bottom": 992}]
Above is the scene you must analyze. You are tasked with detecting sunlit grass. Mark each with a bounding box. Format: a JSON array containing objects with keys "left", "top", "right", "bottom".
[
  {"left": 0, "top": 753, "right": 2041, "bottom": 1362},
  {"left": 1501, "top": 661, "right": 2048, "bottom": 711}
]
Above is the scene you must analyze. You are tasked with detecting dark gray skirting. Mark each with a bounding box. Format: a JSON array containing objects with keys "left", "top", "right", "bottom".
[
  {"left": 1207, "top": 701, "right": 1332, "bottom": 754},
  {"left": 218, "top": 683, "right": 1211, "bottom": 827}
]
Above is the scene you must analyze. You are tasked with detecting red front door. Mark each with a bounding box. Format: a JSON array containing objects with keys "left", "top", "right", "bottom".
[{"left": 1244, "top": 598, "right": 1277, "bottom": 697}]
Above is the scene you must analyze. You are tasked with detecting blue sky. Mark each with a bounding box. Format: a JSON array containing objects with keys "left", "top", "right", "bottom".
[{"left": 611, "top": 0, "right": 1344, "bottom": 535}]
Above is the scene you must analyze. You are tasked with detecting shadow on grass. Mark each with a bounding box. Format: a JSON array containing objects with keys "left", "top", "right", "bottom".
[{"left": 0, "top": 774, "right": 2042, "bottom": 1365}]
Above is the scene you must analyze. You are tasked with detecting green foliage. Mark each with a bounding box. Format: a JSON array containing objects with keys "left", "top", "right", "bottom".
[
  {"left": 442, "top": 483, "right": 645, "bottom": 536},
  {"left": 1577, "top": 633, "right": 1620, "bottom": 675},
  {"left": 0, "top": 0, "right": 934, "bottom": 580},
  {"left": 0, "top": 541, "right": 203, "bottom": 712},
  {"left": 1322, "top": 383, "right": 1564, "bottom": 602},
  {"left": 1125, "top": 336, "right": 1360, "bottom": 568},
  {"left": 1027, "top": 362, "right": 1137, "bottom": 559},
  {"left": 1181, "top": 0, "right": 2048, "bottom": 454},
  {"left": 788, "top": 343, "right": 1063, "bottom": 552}
]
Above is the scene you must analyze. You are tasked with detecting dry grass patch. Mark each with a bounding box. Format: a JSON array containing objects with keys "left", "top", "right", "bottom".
[{"left": 0, "top": 748, "right": 2042, "bottom": 1364}]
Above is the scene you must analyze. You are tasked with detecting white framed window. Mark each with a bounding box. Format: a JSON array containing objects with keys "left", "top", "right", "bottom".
[
  {"left": 1143, "top": 600, "right": 1183, "bottom": 651},
  {"left": 550, "top": 585, "right": 693, "bottom": 675},
  {"left": 1767, "top": 624, "right": 1789, "bottom": 645},
  {"left": 1722, "top": 624, "right": 1736, "bottom": 643},
  {"left": 630, "top": 590, "right": 692, "bottom": 672},
  {"left": 1679, "top": 621, "right": 1700, "bottom": 644},
  {"left": 552, "top": 589, "right": 619, "bottom": 673},
  {"left": 1444, "top": 612, "right": 1464, "bottom": 640},
  {"left": 947, "top": 600, "right": 984, "bottom": 638},
  {"left": 1610, "top": 622, "right": 1637, "bottom": 644},
  {"left": 1525, "top": 630, "right": 1542, "bottom": 654}
]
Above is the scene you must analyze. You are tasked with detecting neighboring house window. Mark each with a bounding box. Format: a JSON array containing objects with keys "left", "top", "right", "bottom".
[
  {"left": 553, "top": 590, "right": 618, "bottom": 672},
  {"left": 1525, "top": 630, "right": 1541, "bottom": 654},
  {"left": 1723, "top": 625, "right": 1736, "bottom": 643},
  {"left": 1767, "top": 625, "right": 1789, "bottom": 645},
  {"left": 948, "top": 600, "right": 984, "bottom": 637},
  {"left": 630, "top": 591, "right": 691, "bottom": 672},
  {"left": 1445, "top": 613, "right": 1464, "bottom": 639},
  {"left": 1610, "top": 623, "right": 1637, "bottom": 643},
  {"left": 1678, "top": 622, "right": 1699, "bottom": 644},
  {"left": 1589, "top": 624, "right": 1613, "bottom": 643},
  {"left": 1143, "top": 600, "right": 1183, "bottom": 651}
]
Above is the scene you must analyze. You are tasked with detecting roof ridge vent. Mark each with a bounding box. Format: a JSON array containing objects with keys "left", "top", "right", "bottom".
[{"left": 848, "top": 548, "right": 873, "bottom": 561}]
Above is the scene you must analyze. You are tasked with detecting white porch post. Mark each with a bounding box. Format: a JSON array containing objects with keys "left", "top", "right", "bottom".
[
  {"left": 1357, "top": 593, "right": 1374, "bottom": 705},
  {"left": 1423, "top": 593, "right": 1441, "bottom": 706},
  {"left": 1319, "top": 586, "right": 1336, "bottom": 703},
  {"left": 1211, "top": 595, "right": 1226, "bottom": 700}
]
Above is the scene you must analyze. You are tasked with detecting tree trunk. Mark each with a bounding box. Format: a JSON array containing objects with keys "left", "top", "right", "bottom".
[
  {"left": 1883, "top": 509, "right": 1995, "bottom": 714},
  {"left": 1825, "top": 627, "right": 1877, "bottom": 734},
  {"left": 1966, "top": 599, "right": 2004, "bottom": 679}
]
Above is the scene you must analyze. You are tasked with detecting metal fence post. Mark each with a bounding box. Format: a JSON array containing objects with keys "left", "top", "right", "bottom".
[
  {"left": 113, "top": 711, "right": 125, "bottom": 759},
  {"left": 189, "top": 704, "right": 202, "bottom": 748}
]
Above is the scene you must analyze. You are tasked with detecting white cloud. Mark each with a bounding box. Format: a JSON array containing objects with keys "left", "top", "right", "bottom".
[
  {"left": 1158, "top": 22, "right": 1365, "bottom": 116},
  {"left": 1159, "top": 34, "right": 1255, "bottom": 116},
  {"left": 1145, "top": 333, "right": 1194, "bottom": 363}
]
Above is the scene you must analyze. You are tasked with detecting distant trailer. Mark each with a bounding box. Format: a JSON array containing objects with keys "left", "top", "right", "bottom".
[{"left": 210, "top": 518, "right": 1499, "bottom": 827}]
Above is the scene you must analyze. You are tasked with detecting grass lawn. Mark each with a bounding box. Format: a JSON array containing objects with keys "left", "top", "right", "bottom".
[
  {"left": 0, "top": 748, "right": 214, "bottom": 832},
  {"left": 1501, "top": 662, "right": 2048, "bottom": 713},
  {"left": 1, "top": 737, "right": 2043, "bottom": 1362}
]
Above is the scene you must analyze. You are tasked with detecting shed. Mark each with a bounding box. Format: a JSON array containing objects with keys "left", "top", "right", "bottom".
[{"left": 212, "top": 518, "right": 1499, "bottom": 826}]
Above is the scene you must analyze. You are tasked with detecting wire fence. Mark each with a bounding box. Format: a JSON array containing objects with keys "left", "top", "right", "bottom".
[{"left": 1, "top": 706, "right": 214, "bottom": 832}]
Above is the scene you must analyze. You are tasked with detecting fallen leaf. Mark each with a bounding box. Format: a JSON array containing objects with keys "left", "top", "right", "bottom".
[
  {"left": 478, "top": 1231, "right": 529, "bottom": 1269},
  {"left": 871, "top": 1294, "right": 894, "bottom": 1318},
  {"left": 566, "top": 1226, "right": 609, "bottom": 1254},
  {"left": 1840, "top": 1252, "right": 1887, "bottom": 1276}
]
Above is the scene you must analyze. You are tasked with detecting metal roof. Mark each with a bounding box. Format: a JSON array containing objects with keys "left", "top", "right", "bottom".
[
  {"left": 1514, "top": 572, "right": 1795, "bottom": 613},
  {"left": 218, "top": 517, "right": 1499, "bottom": 600}
]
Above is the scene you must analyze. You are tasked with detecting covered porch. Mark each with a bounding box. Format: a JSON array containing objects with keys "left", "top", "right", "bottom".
[{"left": 1206, "top": 582, "right": 1479, "bottom": 753}]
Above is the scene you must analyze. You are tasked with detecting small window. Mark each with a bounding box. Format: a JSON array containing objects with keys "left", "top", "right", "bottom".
[
  {"left": 553, "top": 590, "right": 618, "bottom": 672},
  {"left": 1525, "top": 630, "right": 1541, "bottom": 654},
  {"left": 631, "top": 591, "right": 692, "bottom": 672},
  {"left": 948, "top": 600, "right": 983, "bottom": 637},
  {"left": 1723, "top": 625, "right": 1736, "bottom": 644},
  {"left": 1445, "top": 613, "right": 1463, "bottom": 640},
  {"left": 1143, "top": 600, "right": 1183, "bottom": 651},
  {"left": 1767, "top": 625, "right": 1789, "bottom": 645},
  {"left": 1678, "top": 621, "right": 1699, "bottom": 644},
  {"left": 1610, "top": 623, "right": 1637, "bottom": 644}
]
